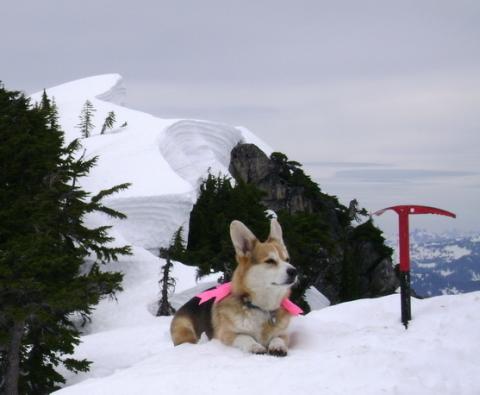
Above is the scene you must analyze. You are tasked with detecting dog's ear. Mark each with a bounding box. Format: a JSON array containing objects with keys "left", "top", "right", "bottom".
[
  {"left": 268, "top": 219, "right": 285, "bottom": 246},
  {"left": 230, "top": 220, "right": 257, "bottom": 256}
]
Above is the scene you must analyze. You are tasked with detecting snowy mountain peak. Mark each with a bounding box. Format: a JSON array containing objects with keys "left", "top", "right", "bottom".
[
  {"left": 30, "top": 74, "right": 271, "bottom": 249},
  {"left": 35, "top": 73, "right": 123, "bottom": 101}
]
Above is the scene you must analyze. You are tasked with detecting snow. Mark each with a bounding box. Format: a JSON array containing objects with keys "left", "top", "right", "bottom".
[
  {"left": 441, "top": 287, "right": 461, "bottom": 296},
  {"left": 30, "top": 75, "right": 480, "bottom": 395},
  {"left": 30, "top": 74, "right": 270, "bottom": 249},
  {"left": 160, "top": 119, "right": 242, "bottom": 187},
  {"left": 438, "top": 269, "right": 454, "bottom": 277},
  {"left": 55, "top": 275, "right": 480, "bottom": 395},
  {"left": 304, "top": 286, "right": 331, "bottom": 310},
  {"left": 443, "top": 245, "right": 471, "bottom": 260},
  {"left": 471, "top": 271, "right": 480, "bottom": 282},
  {"left": 417, "top": 262, "right": 437, "bottom": 269},
  {"left": 235, "top": 125, "right": 273, "bottom": 156},
  {"left": 411, "top": 243, "right": 471, "bottom": 264}
]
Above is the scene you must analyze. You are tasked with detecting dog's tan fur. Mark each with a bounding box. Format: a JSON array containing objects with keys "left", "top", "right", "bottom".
[
  {"left": 171, "top": 315, "right": 197, "bottom": 345},
  {"left": 171, "top": 219, "right": 297, "bottom": 356}
]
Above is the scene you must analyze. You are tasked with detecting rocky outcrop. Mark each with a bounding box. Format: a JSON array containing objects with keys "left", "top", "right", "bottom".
[
  {"left": 229, "top": 143, "right": 314, "bottom": 214},
  {"left": 229, "top": 143, "right": 399, "bottom": 304},
  {"left": 350, "top": 240, "right": 399, "bottom": 297}
]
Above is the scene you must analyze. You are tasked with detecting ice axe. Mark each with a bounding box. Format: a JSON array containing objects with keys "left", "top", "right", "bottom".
[{"left": 372, "top": 205, "right": 456, "bottom": 329}]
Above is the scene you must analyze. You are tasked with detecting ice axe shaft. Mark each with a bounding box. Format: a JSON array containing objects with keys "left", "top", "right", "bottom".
[
  {"left": 373, "top": 205, "right": 456, "bottom": 329},
  {"left": 398, "top": 210, "right": 411, "bottom": 327},
  {"left": 399, "top": 270, "right": 411, "bottom": 327}
]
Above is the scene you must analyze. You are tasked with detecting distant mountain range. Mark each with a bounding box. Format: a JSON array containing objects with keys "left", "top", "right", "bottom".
[{"left": 388, "top": 230, "right": 480, "bottom": 297}]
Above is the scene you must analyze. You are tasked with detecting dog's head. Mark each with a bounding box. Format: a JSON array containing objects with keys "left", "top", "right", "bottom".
[{"left": 230, "top": 219, "right": 297, "bottom": 303}]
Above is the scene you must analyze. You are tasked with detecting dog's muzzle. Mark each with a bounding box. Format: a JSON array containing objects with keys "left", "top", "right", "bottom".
[{"left": 286, "top": 267, "right": 298, "bottom": 284}]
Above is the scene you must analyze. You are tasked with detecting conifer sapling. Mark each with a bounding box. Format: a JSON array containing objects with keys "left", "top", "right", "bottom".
[
  {"left": 100, "top": 111, "right": 116, "bottom": 135},
  {"left": 77, "top": 100, "right": 96, "bottom": 138}
]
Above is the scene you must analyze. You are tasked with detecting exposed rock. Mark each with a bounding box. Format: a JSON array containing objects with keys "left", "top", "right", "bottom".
[
  {"left": 229, "top": 143, "right": 399, "bottom": 304},
  {"left": 230, "top": 144, "right": 316, "bottom": 214},
  {"left": 311, "top": 247, "right": 345, "bottom": 303},
  {"left": 354, "top": 241, "right": 398, "bottom": 297}
]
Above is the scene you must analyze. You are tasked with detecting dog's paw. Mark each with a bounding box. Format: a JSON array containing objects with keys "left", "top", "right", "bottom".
[
  {"left": 250, "top": 343, "right": 268, "bottom": 355},
  {"left": 268, "top": 337, "right": 288, "bottom": 357},
  {"left": 268, "top": 348, "right": 287, "bottom": 357},
  {"left": 233, "top": 334, "right": 267, "bottom": 355}
]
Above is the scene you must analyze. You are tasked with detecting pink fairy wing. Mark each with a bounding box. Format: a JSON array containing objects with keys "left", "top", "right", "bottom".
[
  {"left": 281, "top": 298, "right": 303, "bottom": 315},
  {"left": 197, "top": 282, "right": 232, "bottom": 304}
]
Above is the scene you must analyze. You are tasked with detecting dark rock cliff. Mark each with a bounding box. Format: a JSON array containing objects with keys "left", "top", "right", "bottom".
[
  {"left": 229, "top": 143, "right": 398, "bottom": 304},
  {"left": 230, "top": 144, "right": 315, "bottom": 214}
]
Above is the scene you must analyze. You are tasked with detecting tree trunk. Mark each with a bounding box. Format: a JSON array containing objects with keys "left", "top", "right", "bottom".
[{"left": 4, "top": 319, "right": 25, "bottom": 395}]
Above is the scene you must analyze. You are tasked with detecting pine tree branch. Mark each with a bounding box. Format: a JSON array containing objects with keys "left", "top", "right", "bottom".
[{"left": 90, "top": 183, "right": 131, "bottom": 203}]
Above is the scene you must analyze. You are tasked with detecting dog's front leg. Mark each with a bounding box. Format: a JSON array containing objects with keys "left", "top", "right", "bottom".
[
  {"left": 268, "top": 335, "right": 288, "bottom": 357},
  {"left": 232, "top": 334, "right": 267, "bottom": 354}
]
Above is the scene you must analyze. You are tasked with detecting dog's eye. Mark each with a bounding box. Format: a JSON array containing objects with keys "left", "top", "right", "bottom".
[
  {"left": 285, "top": 257, "right": 290, "bottom": 263},
  {"left": 265, "top": 258, "right": 276, "bottom": 265}
]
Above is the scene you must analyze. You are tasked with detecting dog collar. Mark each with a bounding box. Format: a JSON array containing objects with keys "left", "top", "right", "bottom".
[
  {"left": 242, "top": 298, "right": 279, "bottom": 325},
  {"left": 196, "top": 282, "right": 303, "bottom": 315}
]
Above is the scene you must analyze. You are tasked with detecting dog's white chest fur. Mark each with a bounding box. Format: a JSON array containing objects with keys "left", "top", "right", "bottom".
[{"left": 237, "top": 308, "right": 268, "bottom": 333}]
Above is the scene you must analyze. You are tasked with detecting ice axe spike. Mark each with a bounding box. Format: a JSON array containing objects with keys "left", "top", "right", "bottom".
[{"left": 372, "top": 205, "right": 456, "bottom": 329}]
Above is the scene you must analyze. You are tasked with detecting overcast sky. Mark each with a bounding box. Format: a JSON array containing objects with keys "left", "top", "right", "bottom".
[{"left": 2, "top": 0, "right": 479, "bottom": 234}]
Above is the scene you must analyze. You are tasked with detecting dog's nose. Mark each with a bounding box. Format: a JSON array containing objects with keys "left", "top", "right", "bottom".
[{"left": 287, "top": 267, "right": 297, "bottom": 279}]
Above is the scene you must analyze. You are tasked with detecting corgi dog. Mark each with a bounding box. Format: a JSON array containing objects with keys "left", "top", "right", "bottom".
[{"left": 170, "top": 219, "right": 299, "bottom": 356}]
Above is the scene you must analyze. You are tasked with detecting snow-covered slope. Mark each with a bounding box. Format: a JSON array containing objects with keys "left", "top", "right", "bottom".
[
  {"left": 56, "top": 279, "right": 480, "bottom": 395},
  {"left": 51, "top": 223, "right": 480, "bottom": 395},
  {"left": 30, "top": 74, "right": 271, "bottom": 249},
  {"left": 49, "top": 222, "right": 480, "bottom": 395}
]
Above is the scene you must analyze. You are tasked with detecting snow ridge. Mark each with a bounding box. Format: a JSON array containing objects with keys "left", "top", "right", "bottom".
[
  {"left": 95, "top": 76, "right": 127, "bottom": 106},
  {"left": 160, "top": 119, "right": 244, "bottom": 186}
]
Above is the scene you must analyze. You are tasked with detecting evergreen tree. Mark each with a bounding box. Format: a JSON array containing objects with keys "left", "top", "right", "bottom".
[
  {"left": 100, "top": 111, "right": 116, "bottom": 135},
  {"left": 347, "top": 199, "right": 368, "bottom": 222},
  {"left": 270, "top": 151, "right": 302, "bottom": 180},
  {"left": 157, "top": 248, "right": 176, "bottom": 317},
  {"left": 185, "top": 173, "right": 269, "bottom": 280},
  {"left": 50, "top": 97, "right": 59, "bottom": 129},
  {"left": 275, "top": 210, "right": 334, "bottom": 312},
  {"left": 156, "top": 227, "right": 185, "bottom": 316},
  {"left": 38, "top": 90, "right": 59, "bottom": 130},
  {"left": 168, "top": 227, "right": 186, "bottom": 262},
  {"left": 77, "top": 100, "right": 96, "bottom": 138},
  {"left": 0, "top": 87, "right": 131, "bottom": 394},
  {"left": 40, "top": 89, "right": 50, "bottom": 110}
]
